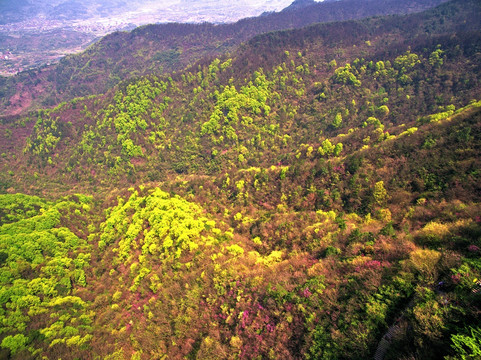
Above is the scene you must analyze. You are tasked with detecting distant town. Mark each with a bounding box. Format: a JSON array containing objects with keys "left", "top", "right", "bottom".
[{"left": 0, "top": 0, "right": 292, "bottom": 76}]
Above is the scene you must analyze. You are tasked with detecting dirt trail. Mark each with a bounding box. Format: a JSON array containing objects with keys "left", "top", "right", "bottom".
[{"left": 373, "top": 298, "right": 415, "bottom": 360}]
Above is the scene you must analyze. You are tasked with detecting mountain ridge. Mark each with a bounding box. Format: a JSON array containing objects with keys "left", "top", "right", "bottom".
[
  {"left": 282, "top": 0, "right": 317, "bottom": 12},
  {"left": 0, "top": 0, "right": 448, "bottom": 117}
]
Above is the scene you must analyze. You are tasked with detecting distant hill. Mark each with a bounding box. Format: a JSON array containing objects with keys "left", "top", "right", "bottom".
[
  {"left": 0, "top": 0, "right": 37, "bottom": 25},
  {"left": 0, "top": 0, "right": 294, "bottom": 78},
  {"left": 0, "top": 0, "right": 447, "bottom": 117},
  {"left": 281, "top": 0, "right": 317, "bottom": 12}
]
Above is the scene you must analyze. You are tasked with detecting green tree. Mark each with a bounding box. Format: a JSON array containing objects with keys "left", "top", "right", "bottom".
[
  {"left": 373, "top": 181, "right": 387, "bottom": 206},
  {"left": 409, "top": 249, "right": 441, "bottom": 282},
  {"left": 449, "top": 327, "right": 481, "bottom": 360},
  {"left": 429, "top": 48, "right": 444, "bottom": 68},
  {"left": 333, "top": 112, "right": 342, "bottom": 128},
  {"left": 1, "top": 334, "right": 28, "bottom": 354}
]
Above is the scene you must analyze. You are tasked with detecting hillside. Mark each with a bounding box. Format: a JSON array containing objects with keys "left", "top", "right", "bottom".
[
  {"left": 0, "top": 0, "right": 481, "bottom": 359},
  {"left": 0, "top": 0, "right": 447, "bottom": 117}
]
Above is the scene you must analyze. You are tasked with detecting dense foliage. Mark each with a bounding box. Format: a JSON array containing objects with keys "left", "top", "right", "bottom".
[
  {"left": 0, "top": 0, "right": 480, "bottom": 359},
  {"left": 0, "top": 0, "right": 446, "bottom": 117},
  {"left": 0, "top": 194, "right": 94, "bottom": 359}
]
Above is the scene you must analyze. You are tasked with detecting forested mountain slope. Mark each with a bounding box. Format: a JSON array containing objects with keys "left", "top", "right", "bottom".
[
  {"left": 0, "top": 0, "right": 447, "bottom": 117},
  {"left": 0, "top": 0, "right": 480, "bottom": 359},
  {"left": 1, "top": 0, "right": 479, "bottom": 191}
]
